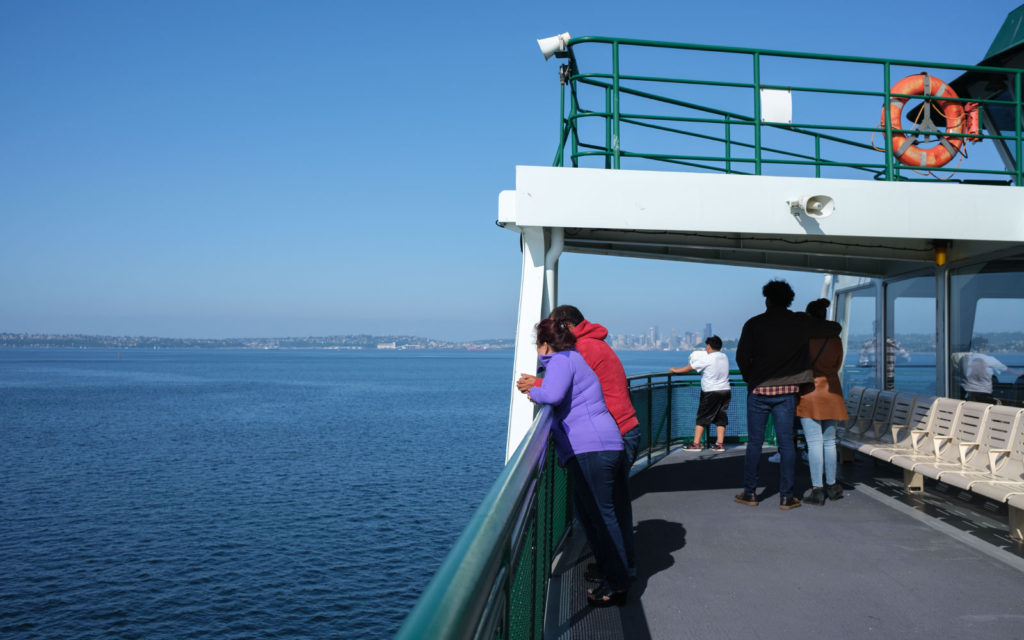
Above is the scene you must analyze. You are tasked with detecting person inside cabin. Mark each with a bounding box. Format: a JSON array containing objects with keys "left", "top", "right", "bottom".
[
  {"left": 517, "top": 304, "right": 639, "bottom": 583},
  {"left": 734, "top": 280, "right": 841, "bottom": 510},
  {"left": 857, "top": 323, "right": 910, "bottom": 390},
  {"left": 954, "top": 337, "right": 1019, "bottom": 403},
  {"left": 795, "top": 299, "right": 848, "bottom": 505},
  {"left": 670, "top": 335, "right": 731, "bottom": 451},
  {"left": 524, "top": 318, "right": 631, "bottom": 607}
]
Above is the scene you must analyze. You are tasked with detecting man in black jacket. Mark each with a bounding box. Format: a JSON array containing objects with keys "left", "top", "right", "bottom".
[{"left": 734, "top": 280, "right": 816, "bottom": 510}]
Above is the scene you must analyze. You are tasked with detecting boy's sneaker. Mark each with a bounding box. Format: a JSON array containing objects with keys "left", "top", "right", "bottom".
[
  {"left": 712, "top": 443, "right": 725, "bottom": 451},
  {"left": 683, "top": 443, "right": 702, "bottom": 450}
]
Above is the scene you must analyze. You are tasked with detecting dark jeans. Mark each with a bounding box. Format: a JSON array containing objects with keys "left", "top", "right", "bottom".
[
  {"left": 621, "top": 426, "right": 641, "bottom": 465},
  {"left": 569, "top": 450, "right": 631, "bottom": 590},
  {"left": 744, "top": 390, "right": 798, "bottom": 499}
]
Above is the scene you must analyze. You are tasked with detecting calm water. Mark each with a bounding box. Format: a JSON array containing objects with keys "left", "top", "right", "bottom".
[
  {"left": 3, "top": 346, "right": 989, "bottom": 639},
  {"left": 0, "top": 349, "right": 513, "bottom": 640}
]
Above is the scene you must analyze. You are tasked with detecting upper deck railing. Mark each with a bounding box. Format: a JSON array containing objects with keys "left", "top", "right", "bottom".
[{"left": 552, "top": 37, "right": 1024, "bottom": 185}]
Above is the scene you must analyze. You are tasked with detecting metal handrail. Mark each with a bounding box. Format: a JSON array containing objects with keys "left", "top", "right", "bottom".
[
  {"left": 554, "top": 36, "right": 1024, "bottom": 184},
  {"left": 626, "top": 369, "right": 767, "bottom": 457},
  {"left": 395, "top": 405, "right": 562, "bottom": 640},
  {"left": 397, "top": 368, "right": 769, "bottom": 638}
]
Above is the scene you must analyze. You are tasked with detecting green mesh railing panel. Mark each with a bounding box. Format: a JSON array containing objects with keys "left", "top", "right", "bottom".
[
  {"left": 508, "top": 515, "right": 537, "bottom": 639},
  {"left": 629, "top": 371, "right": 774, "bottom": 456}
]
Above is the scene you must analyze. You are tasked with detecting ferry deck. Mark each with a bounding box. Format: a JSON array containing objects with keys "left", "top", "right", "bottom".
[{"left": 398, "top": 7, "right": 1024, "bottom": 639}]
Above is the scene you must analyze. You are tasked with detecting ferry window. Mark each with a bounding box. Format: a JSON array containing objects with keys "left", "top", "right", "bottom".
[
  {"left": 950, "top": 258, "right": 1024, "bottom": 407},
  {"left": 837, "top": 286, "right": 877, "bottom": 391},
  {"left": 886, "top": 276, "right": 936, "bottom": 395}
]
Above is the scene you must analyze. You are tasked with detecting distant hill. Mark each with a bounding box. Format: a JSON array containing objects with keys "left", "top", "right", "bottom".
[{"left": 0, "top": 333, "right": 513, "bottom": 351}]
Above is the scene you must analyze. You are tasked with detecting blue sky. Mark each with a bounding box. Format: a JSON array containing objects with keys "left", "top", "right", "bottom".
[{"left": 2, "top": 0, "right": 1020, "bottom": 341}]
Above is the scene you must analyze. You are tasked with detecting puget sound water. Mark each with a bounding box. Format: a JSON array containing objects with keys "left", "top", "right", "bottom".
[{"left": 1, "top": 347, "right": 1000, "bottom": 638}]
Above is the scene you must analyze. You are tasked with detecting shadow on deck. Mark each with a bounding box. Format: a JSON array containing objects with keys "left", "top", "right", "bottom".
[{"left": 545, "top": 448, "right": 1024, "bottom": 640}]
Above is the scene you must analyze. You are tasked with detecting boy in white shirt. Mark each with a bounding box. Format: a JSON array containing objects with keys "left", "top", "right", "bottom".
[{"left": 670, "top": 335, "right": 732, "bottom": 451}]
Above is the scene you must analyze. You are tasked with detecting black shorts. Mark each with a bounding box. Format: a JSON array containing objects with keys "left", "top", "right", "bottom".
[{"left": 695, "top": 390, "right": 731, "bottom": 427}]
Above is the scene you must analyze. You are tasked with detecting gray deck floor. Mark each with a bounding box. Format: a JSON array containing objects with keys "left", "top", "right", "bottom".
[{"left": 545, "top": 447, "right": 1024, "bottom": 640}]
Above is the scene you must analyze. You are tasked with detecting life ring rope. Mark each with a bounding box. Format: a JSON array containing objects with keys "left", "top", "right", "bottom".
[{"left": 871, "top": 72, "right": 980, "bottom": 179}]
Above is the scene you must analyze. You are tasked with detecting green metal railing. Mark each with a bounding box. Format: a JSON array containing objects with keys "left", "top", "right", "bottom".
[
  {"left": 553, "top": 37, "right": 1024, "bottom": 185},
  {"left": 397, "top": 374, "right": 758, "bottom": 639},
  {"left": 628, "top": 369, "right": 774, "bottom": 459}
]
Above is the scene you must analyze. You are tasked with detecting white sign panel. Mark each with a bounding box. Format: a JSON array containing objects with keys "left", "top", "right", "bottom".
[{"left": 761, "top": 88, "right": 792, "bottom": 124}]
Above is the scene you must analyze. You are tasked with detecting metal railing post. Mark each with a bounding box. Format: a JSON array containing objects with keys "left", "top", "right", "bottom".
[
  {"left": 1016, "top": 71, "right": 1022, "bottom": 186},
  {"left": 883, "top": 62, "right": 893, "bottom": 181},
  {"left": 753, "top": 52, "right": 762, "bottom": 175},
  {"left": 665, "top": 376, "right": 673, "bottom": 455},
  {"left": 612, "top": 41, "right": 621, "bottom": 169},
  {"left": 725, "top": 115, "right": 732, "bottom": 173},
  {"left": 815, "top": 134, "right": 821, "bottom": 178},
  {"left": 559, "top": 82, "right": 566, "bottom": 167},
  {"left": 646, "top": 376, "right": 653, "bottom": 464},
  {"left": 605, "top": 86, "right": 612, "bottom": 169}
]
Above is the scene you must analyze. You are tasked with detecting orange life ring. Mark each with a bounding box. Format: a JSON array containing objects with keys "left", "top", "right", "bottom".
[{"left": 881, "top": 73, "right": 964, "bottom": 168}]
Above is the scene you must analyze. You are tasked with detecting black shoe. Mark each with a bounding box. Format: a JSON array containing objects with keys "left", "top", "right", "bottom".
[
  {"left": 826, "top": 483, "right": 845, "bottom": 501},
  {"left": 734, "top": 491, "right": 758, "bottom": 506},
  {"left": 587, "top": 585, "right": 628, "bottom": 608},
  {"left": 584, "top": 563, "right": 602, "bottom": 583},
  {"left": 779, "top": 496, "right": 802, "bottom": 510},
  {"left": 805, "top": 487, "right": 826, "bottom": 506}
]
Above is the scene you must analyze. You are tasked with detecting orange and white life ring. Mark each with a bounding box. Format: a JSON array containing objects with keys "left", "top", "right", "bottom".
[{"left": 881, "top": 73, "right": 964, "bottom": 168}]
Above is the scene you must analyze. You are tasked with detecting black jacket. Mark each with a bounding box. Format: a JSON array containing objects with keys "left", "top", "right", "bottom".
[{"left": 736, "top": 309, "right": 841, "bottom": 389}]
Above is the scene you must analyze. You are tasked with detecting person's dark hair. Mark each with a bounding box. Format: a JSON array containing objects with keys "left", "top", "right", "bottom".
[
  {"left": 550, "top": 305, "right": 585, "bottom": 326},
  {"left": 805, "top": 298, "right": 830, "bottom": 320},
  {"left": 536, "top": 317, "right": 577, "bottom": 352},
  {"left": 705, "top": 335, "right": 723, "bottom": 350},
  {"left": 762, "top": 279, "right": 795, "bottom": 309}
]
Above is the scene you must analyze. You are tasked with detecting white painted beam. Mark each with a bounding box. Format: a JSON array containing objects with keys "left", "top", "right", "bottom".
[{"left": 511, "top": 166, "right": 1024, "bottom": 242}]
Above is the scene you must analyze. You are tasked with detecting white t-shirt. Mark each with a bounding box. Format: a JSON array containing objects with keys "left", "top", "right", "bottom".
[
  {"left": 960, "top": 352, "right": 1007, "bottom": 393},
  {"left": 689, "top": 350, "right": 731, "bottom": 392}
]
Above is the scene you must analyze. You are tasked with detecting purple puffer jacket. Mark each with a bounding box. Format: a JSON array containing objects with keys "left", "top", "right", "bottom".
[{"left": 528, "top": 350, "right": 623, "bottom": 465}]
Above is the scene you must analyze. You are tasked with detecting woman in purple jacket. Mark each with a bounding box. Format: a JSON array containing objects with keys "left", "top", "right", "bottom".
[{"left": 527, "top": 318, "right": 630, "bottom": 606}]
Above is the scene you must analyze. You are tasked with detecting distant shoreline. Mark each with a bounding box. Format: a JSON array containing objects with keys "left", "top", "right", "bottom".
[{"left": 0, "top": 333, "right": 513, "bottom": 351}]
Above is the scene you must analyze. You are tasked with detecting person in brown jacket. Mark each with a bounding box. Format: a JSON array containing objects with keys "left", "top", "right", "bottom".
[{"left": 796, "top": 298, "right": 848, "bottom": 505}]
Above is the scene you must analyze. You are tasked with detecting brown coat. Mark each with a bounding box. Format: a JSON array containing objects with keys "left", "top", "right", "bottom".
[{"left": 796, "top": 336, "right": 848, "bottom": 421}]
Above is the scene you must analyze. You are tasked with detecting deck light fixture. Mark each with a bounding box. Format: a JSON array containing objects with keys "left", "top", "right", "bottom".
[
  {"left": 537, "top": 32, "right": 571, "bottom": 60},
  {"left": 788, "top": 195, "right": 835, "bottom": 219}
]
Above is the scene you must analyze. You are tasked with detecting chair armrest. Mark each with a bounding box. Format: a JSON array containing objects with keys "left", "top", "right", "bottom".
[
  {"left": 910, "top": 429, "right": 930, "bottom": 450},
  {"left": 988, "top": 448, "right": 1011, "bottom": 472},
  {"left": 932, "top": 435, "right": 952, "bottom": 457},
  {"left": 958, "top": 441, "right": 979, "bottom": 464},
  {"left": 891, "top": 424, "right": 909, "bottom": 444}
]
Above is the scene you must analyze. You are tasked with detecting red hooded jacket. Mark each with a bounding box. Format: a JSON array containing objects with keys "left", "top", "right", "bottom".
[{"left": 535, "top": 319, "right": 639, "bottom": 435}]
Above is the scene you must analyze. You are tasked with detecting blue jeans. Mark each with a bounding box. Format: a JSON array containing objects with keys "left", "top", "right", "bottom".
[
  {"left": 569, "top": 450, "right": 631, "bottom": 590},
  {"left": 744, "top": 391, "right": 797, "bottom": 499},
  {"left": 801, "top": 417, "right": 838, "bottom": 487},
  {"left": 621, "top": 426, "right": 641, "bottom": 465}
]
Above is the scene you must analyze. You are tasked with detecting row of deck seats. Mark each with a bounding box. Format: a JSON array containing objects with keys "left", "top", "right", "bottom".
[{"left": 839, "top": 387, "right": 1024, "bottom": 541}]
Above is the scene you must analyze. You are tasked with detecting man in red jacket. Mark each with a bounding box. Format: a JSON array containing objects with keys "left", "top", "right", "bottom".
[
  {"left": 517, "top": 305, "right": 639, "bottom": 580},
  {"left": 517, "top": 305, "right": 641, "bottom": 461}
]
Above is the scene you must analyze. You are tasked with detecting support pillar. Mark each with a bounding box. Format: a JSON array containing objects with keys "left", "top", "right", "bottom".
[{"left": 506, "top": 226, "right": 549, "bottom": 461}]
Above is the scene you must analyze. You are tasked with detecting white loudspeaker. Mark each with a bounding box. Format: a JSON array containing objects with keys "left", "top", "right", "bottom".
[
  {"left": 788, "top": 195, "right": 835, "bottom": 218},
  {"left": 537, "top": 32, "right": 571, "bottom": 60}
]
